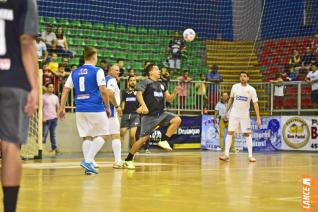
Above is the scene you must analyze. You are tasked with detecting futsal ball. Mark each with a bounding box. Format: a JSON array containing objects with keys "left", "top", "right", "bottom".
[{"left": 183, "top": 28, "right": 196, "bottom": 42}]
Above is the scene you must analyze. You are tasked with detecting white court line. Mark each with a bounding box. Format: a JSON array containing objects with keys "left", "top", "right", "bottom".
[{"left": 23, "top": 161, "right": 173, "bottom": 169}]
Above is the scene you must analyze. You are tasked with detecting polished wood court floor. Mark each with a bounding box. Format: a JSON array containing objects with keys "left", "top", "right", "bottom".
[{"left": 2, "top": 151, "right": 318, "bottom": 212}]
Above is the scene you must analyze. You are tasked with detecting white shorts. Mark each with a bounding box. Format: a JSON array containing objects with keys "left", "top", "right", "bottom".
[
  {"left": 228, "top": 116, "right": 251, "bottom": 133},
  {"left": 109, "top": 116, "right": 120, "bottom": 135},
  {"left": 169, "top": 58, "right": 181, "bottom": 69},
  {"left": 76, "top": 112, "right": 109, "bottom": 137}
]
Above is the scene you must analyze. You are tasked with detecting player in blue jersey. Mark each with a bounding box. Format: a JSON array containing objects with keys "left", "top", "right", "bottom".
[
  {"left": 0, "top": 0, "right": 38, "bottom": 210},
  {"left": 105, "top": 64, "right": 124, "bottom": 168},
  {"left": 59, "top": 47, "right": 111, "bottom": 174}
]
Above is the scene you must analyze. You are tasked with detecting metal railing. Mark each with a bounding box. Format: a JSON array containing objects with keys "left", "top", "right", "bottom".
[{"left": 63, "top": 79, "right": 317, "bottom": 115}]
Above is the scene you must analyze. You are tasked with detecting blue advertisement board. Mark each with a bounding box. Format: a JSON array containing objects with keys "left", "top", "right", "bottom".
[
  {"left": 201, "top": 115, "right": 281, "bottom": 152},
  {"left": 149, "top": 116, "right": 201, "bottom": 146}
]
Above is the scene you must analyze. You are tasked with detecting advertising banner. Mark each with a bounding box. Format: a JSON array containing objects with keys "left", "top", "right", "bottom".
[
  {"left": 149, "top": 116, "right": 201, "bottom": 147},
  {"left": 280, "top": 116, "right": 318, "bottom": 151},
  {"left": 201, "top": 115, "right": 281, "bottom": 152}
]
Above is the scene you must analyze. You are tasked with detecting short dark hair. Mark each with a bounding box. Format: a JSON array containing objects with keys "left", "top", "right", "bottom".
[
  {"left": 100, "top": 59, "right": 107, "bottom": 63},
  {"left": 145, "top": 63, "right": 156, "bottom": 76},
  {"left": 116, "top": 58, "right": 123, "bottom": 63},
  {"left": 128, "top": 75, "right": 136, "bottom": 81},
  {"left": 240, "top": 71, "right": 249, "bottom": 77}
]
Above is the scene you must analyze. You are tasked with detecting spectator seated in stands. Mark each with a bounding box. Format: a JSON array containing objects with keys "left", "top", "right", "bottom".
[
  {"left": 41, "top": 24, "right": 56, "bottom": 48},
  {"left": 177, "top": 70, "right": 192, "bottom": 109},
  {"left": 36, "top": 33, "right": 48, "bottom": 65},
  {"left": 61, "top": 57, "right": 71, "bottom": 72},
  {"left": 167, "top": 32, "right": 186, "bottom": 77},
  {"left": 48, "top": 53, "right": 59, "bottom": 73},
  {"left": 42, "top": 63, "right": 54, "bottom": 88},
  {"left": 270, "top": 73, "right": 285, "bottom": 109},
  {"left": 55, "top": 26, "right": 73, "bottom": 58},
  {"left": 302, "top": 46, "right": 316, "bottom": 71},
  {"left": 289, "top": 49, "right": 302, "bottom": 72}
]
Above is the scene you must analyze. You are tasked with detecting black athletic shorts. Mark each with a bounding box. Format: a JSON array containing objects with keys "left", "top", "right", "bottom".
[
  {"left": 120, "top": 113, "right": 140, "bottom": 129},
  {"left": 140, "top": 112, "right": 177, "bottom": 137},
  {"left": 0, "top": 87, "right": 29, "bottom": 144}
]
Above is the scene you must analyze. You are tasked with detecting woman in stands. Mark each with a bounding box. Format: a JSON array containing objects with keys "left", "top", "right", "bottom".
[
  {"left": 289, "top": 49, "right": 302, "bottom": 72},
  {"left": 55, "top": 26, "right": 73, "bottom": 58}
]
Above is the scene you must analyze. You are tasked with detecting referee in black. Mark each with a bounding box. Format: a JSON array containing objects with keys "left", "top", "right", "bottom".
[
  {"left": 0, "top": 0, "right": 38, "bottom": 211},
  {"left": 120, "top": 75, "right": 140, "bottom": 147},
  {"left": 124, "top": 64, "right": 181, "bottom": 169}
]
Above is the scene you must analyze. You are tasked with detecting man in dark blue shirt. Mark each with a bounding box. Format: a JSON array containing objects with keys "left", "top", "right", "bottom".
[{"left": 0, "top": 0, "right": 38, "bottom": 211}]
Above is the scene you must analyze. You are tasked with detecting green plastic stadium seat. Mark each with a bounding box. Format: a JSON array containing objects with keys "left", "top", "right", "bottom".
[
  {"left": 69, "top": 58, "right": 79, "bottom": 66},
  {"left": 158, "top": 29, "right": 168, "bottom": 36},
  {"left": 73, "top": 38, "right": 85, "bottom": 46},
  {"left": 117, "top": 33, "right": 129, "bottom": 42},
  {"left": 45, "top": 17, "right": 56, "bottom": 25},
  {"left": 147, "top": 29, "right": 157, "bottom": 36},
  {"left": 115, "top": 52, "right": 126, "bottom": 60},
  {"left": 39, "top": 17, "right": 45, "bottom": 24},
  {"left": 56, "top": 18, "right": 69, "bottom": 27},
  {"left": 97, "top": 41, "right": 109, "bottom": 49},
  {"left": 69, "top": 20, "right": 81, "bottom": 28},
  {"left": 86, "top": 40, "right": 98, "bottom": 47},
  {"left": 137, "top": 27, "right": 147, "bottom": 34},
  {"left": 95, "top": 23, "right": 104, "bottom": 30},
  {"left": 105, "top": 23, "right": 115, "bottom": 31},
  {"left": 126, "top": 53, "right": 138, "bottom": 61},
  {"left": 103, "top": 51, "right": 114, "bottom": 59},
  {"left": 127, "top": 26, "right": 137, "bottom": 34},
  {"left": 116, "top": 25, "right": 127, "bottom": 33},
  {"left": 82, "top": 21, "right": 93, "bottom": 29}
]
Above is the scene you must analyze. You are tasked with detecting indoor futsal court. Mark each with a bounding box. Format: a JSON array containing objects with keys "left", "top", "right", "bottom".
[
  {"left": 4, "top": 151, "right": 317, "bottom": 212},
  {"left": 2, "top": 0, "right": 318, "bottom": 211}
]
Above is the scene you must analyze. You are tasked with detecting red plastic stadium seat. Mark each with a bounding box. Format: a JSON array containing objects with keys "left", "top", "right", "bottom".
[
  {"left": 264, "top": 40, "right": 275, "bottom": 49},
  {"left": 288, "top": 39, "right": 298, "bottom": 47},
  {"left": 299, "top": 38, "right": 311, "bottom": 47},
  {"left": 259, "top": 58, "right": 270, "bottom": 66},
  {"left": 302, "top": 87, "right": 312, "bottom": 94},
  {"left": 286, "top": 86, "right": 298, "bottom": 95},
  {"left": 276, "top": 40, "right": 287, "bottom": 49},
  {"left": 284, "top": 97, "right": 297, "bottom": 108},
  {"left": 302, "top": 97, "right": 311, "bottom": 108},
  {"left": 261, "top": 49, "right": 272, "bottom": 58},
  {"left": 271, "top": 57, "right": 282, "bottom": 65}
]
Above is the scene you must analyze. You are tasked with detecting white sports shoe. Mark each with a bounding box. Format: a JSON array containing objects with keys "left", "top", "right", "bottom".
[
  {"left": 158, "top": 140, "right": 172, "bottom": 151},
  {"left": 113, "top": 161, "right": 124, "bottom": 169}
]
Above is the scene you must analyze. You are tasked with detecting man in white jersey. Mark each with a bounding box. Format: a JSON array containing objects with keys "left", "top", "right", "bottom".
[
  {"left": 59, "top": 47, "right": 111, "bottom": 174},
  {"left": 219, "top": 72, "right": 261, "bottom": 162},
  {"left": 105, "top": 65, "right": 124, "bottom": 168},
  {"left": 305, "top": 61, "right": 318, "bottom": 106}
]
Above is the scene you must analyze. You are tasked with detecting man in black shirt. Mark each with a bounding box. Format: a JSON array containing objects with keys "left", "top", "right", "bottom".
[
  {"left": 120, "top": 75, "right": 140, "bottom": 147},
  {"left": 124, "top": 64, "right": 181, "bottom": 169},
  {"left": 0, "top": 0, "right": 38, "bottom": 211}
]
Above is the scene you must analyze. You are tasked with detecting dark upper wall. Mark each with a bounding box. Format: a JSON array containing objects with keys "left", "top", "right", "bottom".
[
  {"left": 38, "top": 0, "right": 233, "bottom": 40},
  {"left": 261, "top": 0, "right": 318, "bottom": 39}
]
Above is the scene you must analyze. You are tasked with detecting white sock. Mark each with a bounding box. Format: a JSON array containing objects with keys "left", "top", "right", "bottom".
[
  {"left": 224, "top": 134, "right": 233, "bottom": 157},
  {"left": 245, "top": 135, "right": 253, "bottom": 158},
  {"left": 87, "top": 136, "right": 105, "bottom": 163},
  {"left": 82, "top": 139, "right": 92, "bottom": 163},
  {"left": 112, "top": 139, "right": 122, "bottom": 163}
]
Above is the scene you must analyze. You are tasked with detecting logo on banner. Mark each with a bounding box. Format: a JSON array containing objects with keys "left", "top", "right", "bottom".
[{"left": 283, "top": 117, "right": 309, "bottom": 149}]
